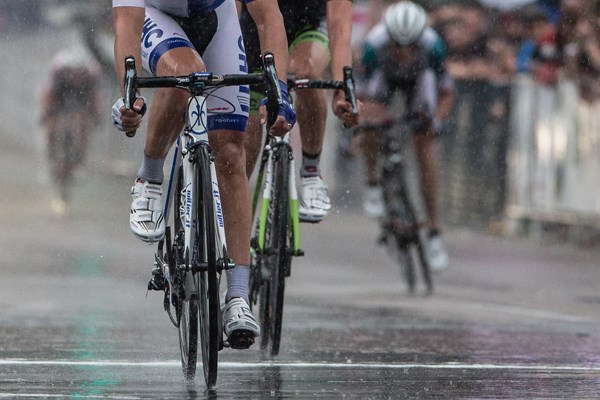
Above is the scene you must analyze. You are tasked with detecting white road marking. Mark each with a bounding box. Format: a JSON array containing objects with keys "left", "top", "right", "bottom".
[
  {"left": 1, "top": 359, "right": 599, "bottom": 372},
  {"left": 0, "top": 396, "right": 140, "bottom": 400}
]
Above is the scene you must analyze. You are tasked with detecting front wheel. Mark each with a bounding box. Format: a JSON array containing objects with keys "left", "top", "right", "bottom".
[
  {"left": 178, "top": 288, "right": 199, "bottom": 381},
  {"left": 174, "top": 167, "right": 199, "bottom": 382},
  {"left": 262, "top": 145, "right": 291, "bottom": 357},
  {"left": 195, "top": 146, "right": 220, "bottom": 388}
]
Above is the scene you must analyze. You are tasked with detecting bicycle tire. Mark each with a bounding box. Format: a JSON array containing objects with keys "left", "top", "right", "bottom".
[
  {"left": 195, "top": 145, "right": 220, "bottom": 388},
  {"left": 174, "top": 166, "right": 199, "bottom": 382},
  {"left": 395, "top": 234, "right": 417, "bottom": 293},
  {"left": 263, "top": 144, "right": 291, "bottom": 357},
  {"left": 381, "top": 151, "right": 432, "bottom": 293},
  {"left": 415, "top": 234, "right": 433, "bottom": 295}
]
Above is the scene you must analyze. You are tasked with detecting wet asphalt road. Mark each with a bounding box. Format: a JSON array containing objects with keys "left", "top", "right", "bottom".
[{"left": 1, "top": 136, "right": 600, "bottom": 399}]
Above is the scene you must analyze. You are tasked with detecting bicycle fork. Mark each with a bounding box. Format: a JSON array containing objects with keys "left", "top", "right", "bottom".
[{"left": 253, "top": 137, "right": 303, "bottom": 261}]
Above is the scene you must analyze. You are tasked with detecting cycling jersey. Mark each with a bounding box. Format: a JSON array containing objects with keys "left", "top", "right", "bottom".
[
  {"left": 358, "top": 24, "right": 453, "bottom": 122},
  {"left": 362, "top": 24, "right": 448, "bottom": 82},
  {"left": 49, "top": 70, "right": 97, "bottom": 112},
  {"left": 113, "top": 0, "right": 255, "bottom": 17}
]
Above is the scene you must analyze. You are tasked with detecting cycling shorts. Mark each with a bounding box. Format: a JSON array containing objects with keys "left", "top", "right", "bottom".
[
  {"left": 141, "top": 2, "right": 250, "bottom": 132},
  {"left": 240, "top": 6, "right": 329, "bottom": 114}
]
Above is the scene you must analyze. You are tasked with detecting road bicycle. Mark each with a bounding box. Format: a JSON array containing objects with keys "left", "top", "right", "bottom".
[
  {"left": 374, "top": 117, "right": 433, "bottom": 295},
  {"left": 248, "top": 69, "right": 358, "bottom": 357},
  {"left": 46, "top": 111, "right": 89, "bottom": 212},
  {"left": 122, "top": 54, "right": 282, "bottom": 388}
]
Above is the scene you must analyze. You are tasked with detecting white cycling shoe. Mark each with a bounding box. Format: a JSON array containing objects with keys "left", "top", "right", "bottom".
[
  {"left": 130, "top": 180, "right": 165, "bottom": 243},
  {"left": 223, "top": 297, "right": 260, "bottom": 350},
  {"left": 427, "top": 234, "right": 449, "bottom": 272},
  {"left": 299, "top": 176, "right": 331, "bottom": 223}
]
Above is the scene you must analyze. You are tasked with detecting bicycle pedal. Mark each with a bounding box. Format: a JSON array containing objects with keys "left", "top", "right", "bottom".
[
  {"left": 147, "top": 278, "right": 164, "bottom": 291},
  {"left": 226, "top": 330, "right": 256, "bottom": 350}
]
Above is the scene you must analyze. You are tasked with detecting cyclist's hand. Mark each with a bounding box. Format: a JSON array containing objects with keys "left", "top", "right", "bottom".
[
  {"left": 332, "top": 89, "right": 361, "bottom": 128},
  {"left": 259, "top": 80, "right": 296, "bottom": 137},
  {"left": 112, "top": 97, "right": 146, "bottom": 132}
]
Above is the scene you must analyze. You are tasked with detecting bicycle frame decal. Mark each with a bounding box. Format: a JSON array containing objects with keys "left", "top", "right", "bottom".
[
  {"left": 187, "top": 96, "right": 209, "bottom": 142},
  {"left": 211, "top": 163, "right": 226, "bottom": 240},
  {"left": 258, "top": 152, "right": 274, "bottom": 252},
  {"left": 288, "top": 157, "right": 301, "bottom": 255},
  {"left": 184, "top": 182, "right": 193, "bottom": 229}
]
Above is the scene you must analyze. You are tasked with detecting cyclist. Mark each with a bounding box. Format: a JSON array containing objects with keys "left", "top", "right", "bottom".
[
  {"left": 356, "top": 1, "right": 454, "bottom": 271},
  {"left": 40, "top": 48, "right": 101, "bottom": 214},
  {"left": 238, "top": 0, "right": 361, "bottom": 223},
  {"left": 111, "top": 0, "right": 296, "bottom": 349}
]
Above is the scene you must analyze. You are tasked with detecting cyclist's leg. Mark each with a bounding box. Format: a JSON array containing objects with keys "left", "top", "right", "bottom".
[
  {"left": 130, "top": 7, "right": 207, "bottom": 242},
  {"left": 356, "top": 70, "right": 393, "bottom": 218},
  {"left": 202, "top": 0, "right": 259, "bottom": 341},
  {"left": 410, "top": 69, "right": 440, "bottom": 232},
  {"left": 238, "top": 13, "right": 264, "bottom": 179},
  {"left": 289, "top": 29, "right": 332, "bottom": 221},
  {"left": 410, "top": 69, "right": 448, "bottom": 270},
  {"left": 289, "top": 30, "right": 329, "bottom": 164}
]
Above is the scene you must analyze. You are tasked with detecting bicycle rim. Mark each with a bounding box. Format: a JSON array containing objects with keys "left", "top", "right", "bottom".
[
  {"left": 174, "top": 166, "right": 199, "bottom": 382},
  {"left": 265, "top": 146, "right": 290, "bottom": 357},
  {"left": 196, "top": 146, "right": 220, "bottom": 388}
]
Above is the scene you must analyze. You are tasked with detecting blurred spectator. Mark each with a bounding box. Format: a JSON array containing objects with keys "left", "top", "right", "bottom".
[
  {"left": 515, "top": 4, "right": 560, "bottom": 86},
  {"left": 432, "top": 2, "right": 492, "bottom": 80},
  {"left": 557, "top": 0, "right": 600, "bottom": 101}
]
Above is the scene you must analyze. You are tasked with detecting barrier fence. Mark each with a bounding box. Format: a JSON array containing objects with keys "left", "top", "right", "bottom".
[
  {"left": 440, "top": 75, "right": 600, "bottom": 234},
  {"left": 507, "top": 75, "right": 600, "bottom": 229}
]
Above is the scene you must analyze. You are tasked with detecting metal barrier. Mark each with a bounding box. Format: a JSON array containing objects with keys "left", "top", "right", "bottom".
[
  {"left": 507, "top": 74, "right": 600, "bottom": 229},
  {"left": 439, "top": 79, "right": 511, "bottom": 229}
]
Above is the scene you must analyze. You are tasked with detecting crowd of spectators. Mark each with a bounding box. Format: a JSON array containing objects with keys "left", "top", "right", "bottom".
[{"left": 354, "top": 0, "right": 600, "bottom": 102}]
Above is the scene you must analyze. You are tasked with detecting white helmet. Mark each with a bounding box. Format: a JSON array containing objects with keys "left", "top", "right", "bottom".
[{"left": 383, "top": 1, "right": 428, "bottom": 46}]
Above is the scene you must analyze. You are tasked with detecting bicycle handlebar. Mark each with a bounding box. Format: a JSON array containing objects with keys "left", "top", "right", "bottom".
[
  {"left": 122, "top": 54, "right": 283, "bottom": 137},
  {"left": 286, "top": 66, "right": 359, "bottom": 116},
  {"left": 122, "top": 55, "right": 358, "bottom": 137}
]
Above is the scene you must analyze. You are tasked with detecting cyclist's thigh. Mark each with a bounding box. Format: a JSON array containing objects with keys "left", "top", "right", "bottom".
[
  {"left": 238, "top": 10, "right": 263, "bottom": 117},
  {"left": 288, "top": 26, "right": 329, "bottom": 78},
  {"left": 409, "top": 68, "right": 437, "bottom": 121},
  {"left": 140, "top": 7, "right": 199, "bottom": 76},
  {"left": 202, "top": 0, "right": 249, "bottom": 132}
]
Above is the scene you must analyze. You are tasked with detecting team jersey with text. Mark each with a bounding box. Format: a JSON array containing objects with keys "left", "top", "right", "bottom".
[{"left": 113, "top": 0, "right": 255, "bottom": 17}]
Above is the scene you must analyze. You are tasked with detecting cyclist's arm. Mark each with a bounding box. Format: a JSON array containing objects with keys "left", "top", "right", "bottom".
[
  {"left": 436, "top": 83, "right": 454, "bottom": 125},
  {"left": 245, "top": 0, "right": 288, "bottom": 81},
  {"left": 112, "top": 2, "right": 146, "bottom": 131},
  {"left": 327, "top": 0, "right": 361, "bottom": 126},
  {"left": 112, "top": 3, "right": 145, "bottom": 95},
  {"left": 327, "top": 0, "right": 353, "bottom": 82}
]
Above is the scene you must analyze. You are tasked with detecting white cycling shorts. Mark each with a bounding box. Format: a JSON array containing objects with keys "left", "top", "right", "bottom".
[{"left": 141, "top": 1, "right": 250, "bottom": 132}]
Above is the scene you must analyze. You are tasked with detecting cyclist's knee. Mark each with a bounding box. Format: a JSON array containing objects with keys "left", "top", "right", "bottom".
[{"left": 213, "top": 137, "right": 246, "bottom": 168}]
